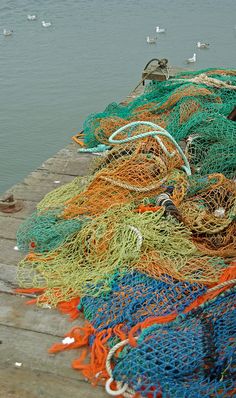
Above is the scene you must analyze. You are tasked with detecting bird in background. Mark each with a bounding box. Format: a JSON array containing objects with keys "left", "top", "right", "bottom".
[
  {"left": 27, "top": 15, "right": 37, "bottom": 21},
  {"left": 3, "top": 29, "right": 13, "bottom": 36},
  {"left": 146, "top": 36, "right": 157, "bottom": 44},
  {"left": 197, "top": 41, "right": 210, "bottom": 49},
  {"left": 187, "top": 53, "right": 196, "bottom": 63},
  {"left": 156, "top": 26, "right": 166, "bottom": 33},
  {"left": 41, "top": 21, "right": 52, "bottom": 27}
]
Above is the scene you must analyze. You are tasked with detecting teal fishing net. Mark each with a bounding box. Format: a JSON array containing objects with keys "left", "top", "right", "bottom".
[
  {"left": 81, "top": 68, "right": 236, "bottom": 178},
  {"left": 16, "top": 209, "right": 87, "bottom": 253},
  {"left": 112, "top": 289, "right": 236, "bottom": 398}
]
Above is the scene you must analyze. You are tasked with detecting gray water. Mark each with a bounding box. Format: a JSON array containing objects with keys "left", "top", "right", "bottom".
[{"left": 0, "top": 0, "right": 236, "bottom": 194}]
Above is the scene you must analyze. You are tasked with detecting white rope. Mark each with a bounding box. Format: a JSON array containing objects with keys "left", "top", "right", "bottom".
[
  {"left": 185, "top": 134, "right": 200, "bottom": 155},
  {"left": 105, "top": 338, "right": 138, "bottom": 397},
  {"left": 100, "top": 175, "right": 168, "bottom": 192},
  {"left": 173, "top": 73, "right": 236, "bottom": 90},
  {"left": 190, "top": 74, "right": 236, "bottom": 89},
  {"left": 207, "top": 279, "right": 236, "bottom": 293},
  {"left": 128, "top": 225, "right": 143, "bottom": 250}
]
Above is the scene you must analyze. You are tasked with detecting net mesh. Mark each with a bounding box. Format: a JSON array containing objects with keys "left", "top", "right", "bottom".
[
  {"left": 81, "top": 68, "right": 236, "bottom": 178},
  {"left": 112, "top": 289, "right": 236, "bottom": 398},
  {"left": 16, "top": 208, "right": 87, "bottom": 254},
  {"left": 17, "top": 204, "right": 228, "bottom": 305},
  {"left": 15, "top": 67, "right": 236, "bottom": 397},
  {"left": 79, "top": 271, "right": 207, "bottom": 331}
]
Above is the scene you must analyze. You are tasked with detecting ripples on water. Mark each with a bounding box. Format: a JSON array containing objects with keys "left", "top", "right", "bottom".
[{"left": 0, "top": 0, "right": 235, "bottom": 193}]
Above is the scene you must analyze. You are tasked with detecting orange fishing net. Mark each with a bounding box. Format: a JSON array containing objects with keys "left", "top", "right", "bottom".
[
  {"left": 159, "top": 85, "right": 221, "bottom": 110},
  {"left": 135, "top": 250, "right": 226, "bottom": 286},
  {"left": 62, "top": 137, "right": 186, "bottom": 219},
  {"left": 180, "top": 174, "right": 236, "bottom": 257}
]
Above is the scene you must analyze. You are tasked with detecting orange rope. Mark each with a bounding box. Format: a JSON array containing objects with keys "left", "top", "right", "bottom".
[{"left": 72, "top": 131, "right": 85, "bottom": 147}]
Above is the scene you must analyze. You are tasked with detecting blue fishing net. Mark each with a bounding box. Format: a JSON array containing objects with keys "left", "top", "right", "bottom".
[
  {"left": 112, "top": 289, "right": 236, "bottom": 397},
  {"left": 79, "top": 271, "right": 206, "bottom": 331}
]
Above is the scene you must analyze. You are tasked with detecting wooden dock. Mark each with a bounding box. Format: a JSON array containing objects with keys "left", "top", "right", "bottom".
[{"left": 0, "top": 85, "right": 144, "bottom": 398}]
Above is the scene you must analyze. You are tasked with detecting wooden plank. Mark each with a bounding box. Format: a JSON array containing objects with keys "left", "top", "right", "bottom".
[
  {"left": 0, "top": 367, "right": 108, "bottom": 398},
  {"left": 0, "top": 216, "right": 23, "bottom": 240},
  {"left": 1, "top": 152, "right": 95, "bottom": 204},
  {"left": 53, "top": 143, "right": 84, "bottom": 159},
  {"left": 3, "top": 182, "right": 67, "bottom": 202},
  {"left": 0, "top": 264, "right": 18, "bottom": 293},
  {"left": 23, "top": 171, "right": 75, "bottom": 186},
  {"left": 0, "top": 291, "right": 84, "bottom": 336},
  {"left": 0, "top": 324, "right": 89, "bottom": 381},
  {"left": 0, "top": 240, "right": 23, "bottom": 266},
  {"left": 39, "top": 155, "right": 95, "bottom": 176},
  {"left": 121, "top": 85, "right": 144, "bottom": 105}
]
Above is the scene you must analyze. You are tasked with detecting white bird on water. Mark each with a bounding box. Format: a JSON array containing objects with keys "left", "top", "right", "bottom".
[
  {"left": 187, "top": 53, "right": 196, "bottom": 63},
  {"left": 27, "top": 15, "right": 37, "bottom": 21},
  {"left": 197, "top": 41, "right": 210, "bottom": 49},
  {"left": 156, "top": 26, "right": 166, "bottom": 33},
  {"left": 41, "top": 21, "right": 52, "bottom": 27},
  {"left": 3, "top": 29, "right": 13, "bottom": 36},
  {"left": 146, "top": 36, "right": 157, "bottom": 44}
]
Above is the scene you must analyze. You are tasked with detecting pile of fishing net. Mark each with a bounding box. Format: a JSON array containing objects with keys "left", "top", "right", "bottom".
[
  {"left": 16, "top": 68, "right": 236, "bottom": 397},
  {"left": 80, "top": 68, "right": 236, "bottom": 179}
]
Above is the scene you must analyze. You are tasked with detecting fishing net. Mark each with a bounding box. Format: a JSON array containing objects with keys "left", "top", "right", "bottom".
[
  {"left": 16, "top": 209, "right": 87, "bottom": 254},
  {"left": 17, "top": 204, "right": 228, "bottom": 306},
  {"left": 80, "top": 68, "right": 236, "bottom": 179},
  {"left": 79, "top": 271, "right": 207, "bottom": 332},
  {"left": 62, "top": 136, "right": 187, "bottom": 219},
  {"left": 178, "top": 114, "right": 236, "bottom": 178},
  {"left": 37, "top": 175, "right": 92, "bottom": 211},
  {"left": 180, "top": 174, "right": 236, "bottom": 257},
  {"left": 15, "top": 67, "right": 236, "bottom": 397},
  {"left": 135, "top": 251, "right": 227, "bottom": 286},
  {"left": 111, "top": 288, "right": 236, "bottom": 398},
  {"left": 186, "top": 173, "right": 225, "bottom": 197}
]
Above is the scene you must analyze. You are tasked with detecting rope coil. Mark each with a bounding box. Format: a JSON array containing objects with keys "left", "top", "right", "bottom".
[{"left": 108, "top": 121, "right": 192, "bottom": 175}]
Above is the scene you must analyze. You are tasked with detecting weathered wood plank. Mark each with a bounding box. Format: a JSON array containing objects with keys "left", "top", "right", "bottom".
[
  {"left": 0, "top": 240, "right": 23, "bottom": 266},
  {"left": 0, "top": 291, "right": 84, "bottom": 336},
  {"left": 39, "top": 155, "right": 95, "bottom": 176},
  {"left": 0, "top": 324, "right": 88, "bottom": 381},
  {"left": 4, "top": 182, "right": 66, "bottom": 202},
  {"left": 23, "top": 171, "right": 74, "bottom": 186},
  {"left": 53, "top": 143, "right": 84, "bottom": 159},
  {"left": 0, "top": 216, "right": 23, "bottom": 240},
  {"left": 1, "top": 152, "right": 95, "bottom": 205},
  {"left": 0, "top": 264, "right": 18, "bottom": 293},
  {"left": 121, "top": 85, "right": 144, "bottom": 105},
  {"left": 0, "top": 367, "right": 108, "bottom": 398}
]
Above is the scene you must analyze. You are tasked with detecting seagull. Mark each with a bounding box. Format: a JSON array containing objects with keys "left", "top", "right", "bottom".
[
  {"left": 187, "top": 53, "right": 196, "bottom": 63},
  {"left": 197, "top": 41, "right": 210, "bottom": 49},
  {"left": 155, "top": 26, "right": 166, "bottom": 33},
  {"left": 27, "top": 15, "right": 37, "bottom": 21},
  {"left": 41, "top": 21, "right": 52, "bottom": 27},
  {"left": 146, "top": 36, "right": 157, "bottom": 44},
  {"left": 3, "top": 29, "right": 13, "bottom": 36}
]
